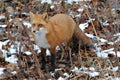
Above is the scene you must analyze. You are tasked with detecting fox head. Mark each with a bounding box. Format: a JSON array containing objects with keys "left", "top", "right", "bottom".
[
  {"left": 29, "top": 12, "right": 49, "bottom": 34},
  {"left": 29, "top": 12, "right": 51, "bottom": 48}
]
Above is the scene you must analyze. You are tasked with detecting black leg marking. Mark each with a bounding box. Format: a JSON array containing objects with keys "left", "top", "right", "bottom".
[
  {"left": 41, "top": 49, "right": 46, "bottom": 70},
  {"left": 49, "top": 54, "right": 56, "bottom": 71}
]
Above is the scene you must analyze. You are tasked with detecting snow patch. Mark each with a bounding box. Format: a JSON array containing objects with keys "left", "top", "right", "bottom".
[
  {"left": 102, "top": 48, "right": 114, "bottom": 53},
  {"left": 24, "top": 51, "right": 32, "bottom": 55},
  {"left": 34, "top": 45, "right": 41, "bottom": 53},
  {"left": 107, "top": 66, "right": 118, "bottom": 72},
  {"left": 99, "top": 38, "right": 107, "bottom": 43},
  {"left": 23, "top": 21, "right": 31, "bottom": 28},
  {"left": 5, "top": 55, "right": 18, "bottom": 64},
  {"left": 41, "top": 0, "right": 52, "bottom": 4},
  {"left": 58, "top": 77, "right": 65, "bottom": 80},
  {"left": 75, "top": 14, "right": 81, "bottom": 17},
  {"left": 79, "top": 23, "right": 88, "bottom": 31},
  {"left": 79, "top": 66, "right": 88, "bottom": 71},
  {"left": 0, "top": 25, "right": 7, "bottom": 28},
  {"left": 56, "top": 46, "right": 61, "bottom": 51},
  {"left": 11, "top": 71, "right": 17, "bottom": 75},
  {"left": 71, "top": 66, "right": 79, "bottom": 72},
  {"left": 103, "top": 21, "right": 109, "bottom": 26},
  {"left": 113, "top": 33, "right": 120, "bottom": 36},
  {"left": 46, "top": 49, "right": 51, "bottom": 56},
  {"left": 8, "top": 45, "right": 16, "bottom": 54},
  {"left": 89, "top": 67, "right": 95, "bottom": 71},
  {"left": 9, "top": 48, "right": 16, "bottom": 54},
  {"left": 87, "top": 71, "right": 99, "bottom": 77},
  {"left": 85, "top": 33, "right": 94, "bottom": 38},
  {"left": 87, "top": 18, "right": 95, "bottom": 23},
  {"left": 96, "top": 52, "right": 108, "bottom": 58},
  {"left": 63, "top": 73, "right": 70, "bottom": 78},
  {"left": 50, "top": 5, "right": 55, "bottom": 9},
  {"left": 0, "top": 68, "right": 5, "bottom": 75},
  {"left": 0, "top": 40, "right": 9, "bottom": 50},
  {"left": 67, "top": 0, "right": 91, "bottom": 4},
  {"left": 77, "top": 8, "right": 84, "bottom": 12},
  {"left": 0, "top": 15, "right": 5, "bottom": 19}
]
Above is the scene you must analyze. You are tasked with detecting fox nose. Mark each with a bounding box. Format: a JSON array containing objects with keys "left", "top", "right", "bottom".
[{"left": 32, "top": 30, "right": 36, "bottom": 33}]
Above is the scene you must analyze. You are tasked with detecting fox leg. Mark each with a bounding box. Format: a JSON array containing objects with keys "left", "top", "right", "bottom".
[
  {"left": 41, "top": 49, "right": 46, "bottom": 70},
  {"left": 49, "top": 53, "right": 56, "bottom": 71}
]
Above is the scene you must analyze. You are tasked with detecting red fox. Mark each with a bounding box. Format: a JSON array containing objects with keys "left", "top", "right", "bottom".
[{"left": 30, "top": 12, "right": 93, "bottom": 71}]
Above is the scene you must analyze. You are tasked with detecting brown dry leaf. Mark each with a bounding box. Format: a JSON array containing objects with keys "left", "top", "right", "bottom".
[
  {"left": 6, "top": 63, "right": 18, "bottom": 71},
  {"left": 65, "top": 67, "right": 71, "bottom": 73},
  {"left": 89, "top": 0, "right": 98, "bottom": 6},
  {"left": 6, "top": 6, "right": 14, "bottom": 14},
  {"left": 97, "top": 31, "right": 106, "bottom": 39},
  {"left": 0, "top": 50, "right": 3, "bottom": 58},
  {"left": 77, "top": 74, "right": 88, "bottom": 80},
  {"left": 18, "top": 60, "right": 26, "bottom": 68},
  {"left": 84, "top": 25, "right": 94, "bottom": 34},
  {"left": 97, "top": 78, "right": 106, "bottom": 80},
  {"left": 88, "top": 52, "right": 96, "bottom": 57},
  {"left": 57, "top": 63, "right": 66, "bottom": 68},
  {"left": 101, "top": 43, "right": 113, "bottom": 50},
  {"left": 0, "top": 74, "right": 6, "bottom": 79},
  {"left": 0, "top": 58, "right": 9, "bottom": 67},
  {"left": 1, "top": 44, "right": 6, "bottom": 50}
]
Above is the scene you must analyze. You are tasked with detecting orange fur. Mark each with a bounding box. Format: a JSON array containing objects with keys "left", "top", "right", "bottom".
[{"left": 30, "top": 12, "right": 92, "bottom": 53}]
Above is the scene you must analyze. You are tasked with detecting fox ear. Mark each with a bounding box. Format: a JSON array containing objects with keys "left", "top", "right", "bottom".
[
  {"left": 42, "top": 12, "right": 48, "bottom": 21},
  {"left": 29, "top": 12, "right": 34, "bottom": 20}
]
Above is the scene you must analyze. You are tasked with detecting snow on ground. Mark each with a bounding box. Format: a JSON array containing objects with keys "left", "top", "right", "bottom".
[
  {"left": 41, "top": 0, "right": 52, "bottom": 4},
  {"left": 24, "top": 51, "right": 32, "bottom": 55},
  {"left": 23, "top": 21, "right": 31, "bottom": 28},
  {"left": 46, "top": 49, "right": 51, "bottom": 56},
  {"left": 0, "top": 68, "right": 5, "bottom": 75},
  {"left": 72, "top": 66, "right": 100, "bottom": 77},
  {"left": 102, "top": 21, "right": 110, "bottom": 26},
  {"left": 5, "top": 55, "right": 18, "bottom": 64},
  {"left": 0, "top": 15, "right": 5, "bottom": 20},
  {"left": 67, "top": 0, "right": 91, "bottom": 4},
  {"left": 0, "top": 25, "right": 7, "bottom": 28},
  {"left": 79, "top": 22, "right": 88, "bottom": 31},
  {"left": 41, "top": 0, "right": 92, "bottom": 4},
  {"left": 0, "top": 40, "right": 9, "bottom": 50},
  {"left": 11, "top": 71, "right": 17, "bottom": 75},
  {"left": 57, "top": 65, "right": 120, "bottom": 79},
  {"left": 77, "top": 7, "right": 84, "bottom": 12},
  {"left": 58, "top": 77, "right": 65, "bottom": 80},
  {"left": 95, "top": 36, "right": 120, "bottom": 58},
  {"left": 50, "top": 5, "right": 55, "bottom": 10},
  {"left": 8, "top": 45, "right": 17, "bottom": 54},
  {"left": 0, "top": 41, "right": 18, "bottom": 63}
]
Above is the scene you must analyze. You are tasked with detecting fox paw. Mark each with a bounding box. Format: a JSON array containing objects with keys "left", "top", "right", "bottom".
[{"left": 49, "top": 65, "right": 55, "bottom": 72}]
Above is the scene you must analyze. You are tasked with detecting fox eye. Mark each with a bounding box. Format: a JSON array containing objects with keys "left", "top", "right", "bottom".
[
  {"left": 38, "top": 24, "right": 43, "bottom": 27},
  {"left": 32, "top": 24, "right": 35, "bottom": 26}
]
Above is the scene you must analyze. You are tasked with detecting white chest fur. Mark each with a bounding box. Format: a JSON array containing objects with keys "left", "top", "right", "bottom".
[{"left": 34, "top": 28, "right": 50, "bottom": 48}]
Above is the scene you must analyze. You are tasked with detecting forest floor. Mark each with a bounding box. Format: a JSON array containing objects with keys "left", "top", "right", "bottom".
[{"left": 0, "top": 0, "right": 120, "bottom": 80}]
